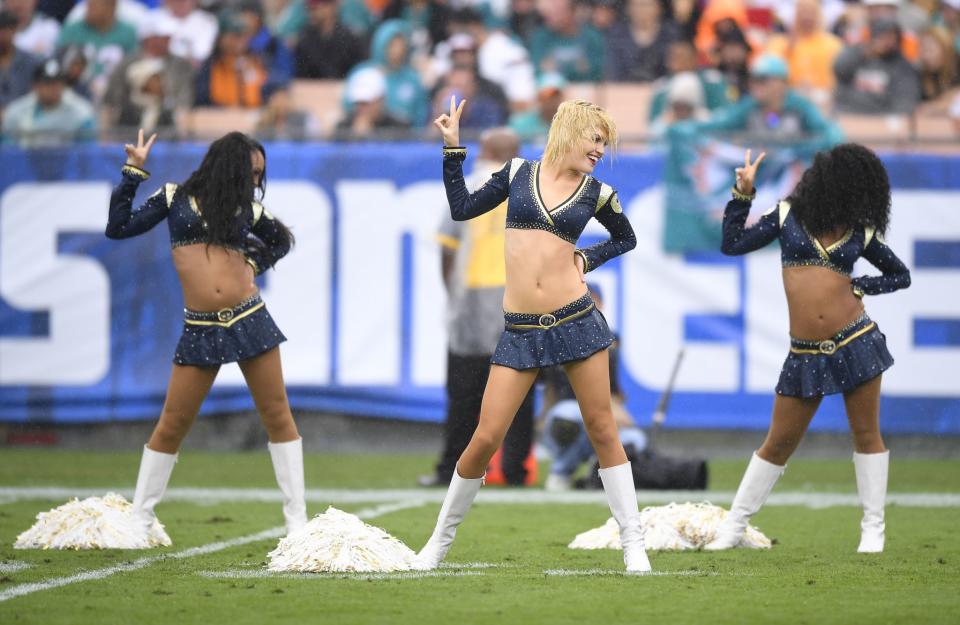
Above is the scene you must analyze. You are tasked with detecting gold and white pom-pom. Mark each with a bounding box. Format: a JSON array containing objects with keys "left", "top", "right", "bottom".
[
  {"left": 568, "top": 502, "right": 772, "bottom": 551},
  {"left": 14, "top": 493, "right": 172, "bottom": 550},
  {"left": 267, "top": 506, "right": 416, "bottom": 573}
]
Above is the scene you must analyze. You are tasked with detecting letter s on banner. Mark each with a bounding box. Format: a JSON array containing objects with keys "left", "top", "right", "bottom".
[{"left": 0, "top": 183, "right": 111, "bottom": 385}]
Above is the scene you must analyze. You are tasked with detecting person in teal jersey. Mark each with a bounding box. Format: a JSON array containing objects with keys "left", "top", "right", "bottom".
[
  {"left": 528, "top": 0, "right": 604, "bottom": 82},
  {"left": 509, "top": 72, "right": 565, "bottom": 143},
  {"left": 648, "top": 39, "right": 729, "bottom": 124},
  {"left": 56, "top": 0, "right": 137, "bottom": 98},
  {"left": 342, "top": 19, "right": 428, "bottom": 126}
]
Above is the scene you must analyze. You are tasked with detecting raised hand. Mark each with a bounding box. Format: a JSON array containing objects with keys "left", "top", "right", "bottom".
[
  {"left": 124, "top": 128, "right": 157, "bottom": 169},
  {"left": 433, "top": 95, "right": 466, "bottom": 147},
  {"left": 735, "top": 149, "right": 766, "bottom": 195}
]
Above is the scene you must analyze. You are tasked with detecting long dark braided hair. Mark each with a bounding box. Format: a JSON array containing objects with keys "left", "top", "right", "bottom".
[
  {"left": 180, "top": 132, "right": 294, "bottom": 253},
  {"left": 786, "top": 143, "right": 891, "bottom": 237}
]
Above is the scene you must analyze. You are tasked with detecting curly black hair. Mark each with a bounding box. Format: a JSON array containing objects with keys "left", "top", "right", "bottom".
[
  {"left": 180, "top": 132, "right": 293, "bottom": 254},
  {"left": 786, "top": 143, "right": 890, "bottom": 237},
  {"left": 787, "top": 143, "right": 890, "bottom": 237}
]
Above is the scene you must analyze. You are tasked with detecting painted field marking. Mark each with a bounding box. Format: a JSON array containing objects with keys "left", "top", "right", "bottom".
[
  {"left": 2, "top": 487, "right": 959, "bottom": 508},
  {"left": 0, "top": 561, "right": 31, "bottom": 574},
  {"left": 198, "top": 569, "right": 485, "bottom": 581},
  {"left": 543, "top": 569, "right": 720, "bottom": 578},
  {"left": 0, "top": 500, "right": 425, "bottom": 603}
]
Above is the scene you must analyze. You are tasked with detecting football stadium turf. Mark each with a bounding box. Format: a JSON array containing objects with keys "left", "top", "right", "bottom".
[{"left": 1, "top": 450, "right": 958, "bottom": 625}]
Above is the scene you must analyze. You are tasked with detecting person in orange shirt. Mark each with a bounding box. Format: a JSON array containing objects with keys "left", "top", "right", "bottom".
[
  {"left": 765, "top": 0, "right": 843, "bottom": 91},
  {"left": 195, "top": 11, "right": 268, "bottom": 108}
]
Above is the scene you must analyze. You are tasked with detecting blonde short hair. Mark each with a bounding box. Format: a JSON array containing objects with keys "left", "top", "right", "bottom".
[{"left": 542, "top": 100, "right": 618, "bottom": 169}]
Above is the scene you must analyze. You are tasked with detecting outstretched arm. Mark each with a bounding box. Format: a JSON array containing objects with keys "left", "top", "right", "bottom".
[
  {"left": 105, "top": 130, "right": 168, "bottom": 239},
  {"left": 576, "top": 192, "right": 637, "bottom": 273},
  {"left": 436, "top": 95, "right": 510, "bottom": 220},
  {"left": 851, "top": 233, "right": 911, "bottom": 297},
  {"left": 720, "top": 149, "right": 780, "bottom": 255}
]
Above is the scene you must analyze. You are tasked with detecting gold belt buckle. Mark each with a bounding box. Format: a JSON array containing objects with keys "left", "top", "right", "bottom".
[
  {"left": 538, "top": 313, "right": 557, "bottom": 329},
  {"left": 217, "top": 308, "right": 234, "bottom": 323},
  {"left": 818, "top": 339, "right": 837, "bottom": 355}
]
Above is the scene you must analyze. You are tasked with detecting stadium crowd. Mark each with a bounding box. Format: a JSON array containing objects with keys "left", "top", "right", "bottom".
[{"left": 1, "top": 0, "right": 959, "bottom": 144}]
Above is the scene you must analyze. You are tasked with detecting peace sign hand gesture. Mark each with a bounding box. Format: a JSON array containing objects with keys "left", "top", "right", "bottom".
[
  {"left": 124, "top": 128, "right": 157, "bottom": 169},
  {"left": 735, "top": 149, "right": 766, "bottom": 195},
  {"left": 434, "top": 95, "right": 466, "bottom": 147}
]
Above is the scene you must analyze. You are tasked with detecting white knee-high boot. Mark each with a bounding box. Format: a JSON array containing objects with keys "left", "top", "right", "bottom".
[
  {"left": 854, "top": 450, "right": 889, "bottom": 553},
  {"left": 705, "top": 452, "right": 785, "bottom": 550},
  {"left": 598, "top": 462, "right": 651, "bottom": 573},
  {"left": 131, "top": 445, "right": 177, "bottom": 538},
  {"left": 268, "top": 438, "right": 308, "bottom": 534},
  {"left": 413, "top": 468, "right": 484, "bottom": 570}
]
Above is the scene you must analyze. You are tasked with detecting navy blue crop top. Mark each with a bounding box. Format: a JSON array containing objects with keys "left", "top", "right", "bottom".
[
  {"left": 721, "top": 193, "right": 911, "bottom": 297},
  {"left": 442, "top": 148, "right": 636, "bottom": 272},
  {"left": 106, "top": 164, "right": 290, "bottom": 276}
]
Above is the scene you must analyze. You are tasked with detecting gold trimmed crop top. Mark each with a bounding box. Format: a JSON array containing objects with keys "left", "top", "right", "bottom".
[
  {"left": 106, "top": 165, "right": 290, "bottom": 276},
  {"left": 721, "top": 191, "right": 911, "bottom": 297},
  {"left": 442, "top": 147, "right": 636, "bottom": 273}
]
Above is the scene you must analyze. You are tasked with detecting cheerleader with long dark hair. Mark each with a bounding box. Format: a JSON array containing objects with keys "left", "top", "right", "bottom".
[
  {"left": 707, "top": 144, "right": 911, "bottom": 552},
  {"left": 106, "top": 130, "right": 306, "bottom": 540}
]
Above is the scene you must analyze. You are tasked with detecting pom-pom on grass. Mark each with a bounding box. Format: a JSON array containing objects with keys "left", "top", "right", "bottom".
[
  {"left": 267, "top": 506, "right": 416, "bottom": 573},
  {"left": 14, "top": 492, "right": 172, "bottom": 550},
  {"left": 569, "top": 502, "right": 771, "bottom": 551}
]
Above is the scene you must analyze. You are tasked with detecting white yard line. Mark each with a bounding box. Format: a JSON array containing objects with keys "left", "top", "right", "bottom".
[
  {"left": 0, "top": 499, "right": 425, "bottom": 603},
  {"left": 543, "top": 569, "right": 719, "bottom": 577},
  {"left": 198, "top": 569, "right": 485, "bottom": 581},
  {"left": 0, "top": 561, "right": 32, "bottom": 574},
  {"left": 1, "top": 487, "right": 959, "bottom": 508}
]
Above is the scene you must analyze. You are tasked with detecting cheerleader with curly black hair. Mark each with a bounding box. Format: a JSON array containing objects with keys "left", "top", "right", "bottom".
[
  {"left": 106, "top": 130, "right": 306, "bottom": 542},
  {"left": 707, "top": 144, "right": 911, "bottom": 553}
]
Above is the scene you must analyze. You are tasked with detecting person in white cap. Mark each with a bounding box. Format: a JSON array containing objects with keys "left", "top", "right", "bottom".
[
  {"left": 334, "top": 66, "right": 409, "bottom": 140},
  {"left": 101, "top": 11, "right": 194, "bottom": 136}
]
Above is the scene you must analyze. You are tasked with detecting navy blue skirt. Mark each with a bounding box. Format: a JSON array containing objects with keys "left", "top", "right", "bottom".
[
  {"left": 174, "top": 294, "right": 286, "bottom": 366},
  {"left": 491, "top": 293, "right": 614, "bottom": 370},
  {"left": 776, "top": 314, "right": 893, "bottom": 398}
]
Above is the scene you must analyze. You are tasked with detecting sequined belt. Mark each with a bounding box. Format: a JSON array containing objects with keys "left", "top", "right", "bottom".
[
  {"left": 184, "top": 294, "right": 264, "bottom": 327},
  {"left": 504, "top": 293, "right": 594, "bottom": 330},
  {"left": 790, "top": 314, "right": 875, "bottom": 355}
]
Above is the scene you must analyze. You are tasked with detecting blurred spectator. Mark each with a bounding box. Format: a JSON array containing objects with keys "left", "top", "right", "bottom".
[
  {"left": 696, "top": 54, "right": 843, "bottom": 152},
  {"left": 57, "top": 0, "right": 139, "bottom": 100},
  {"left": 58, "top": 44, "right": 94, "bottom": 100},
  {"left": 0, "top": 10, "right": 40, "bottom": 114},
  {"left": 919, "top": 25, "right": 958, "bottom": 102},
  {"left": 436, "top": 8, "right": 535, "bottom": 111},
  {"left": 606, "top": 0, "right": 678, "bottom": 82},
  {"left": 764, "top": 0, "right": 844, "bottom": 91},
  {"left": 589, "top": 0, "right": 619, "bottom": 33},
  {"left": 381, "top": 0, "right": 451, "bottom": 58},
  {"left": 273, "top": 0, "right": 375, "bottom": 48},
  {"left": 102, "top": 13, "right": 193, "bottom": 136},
  {"left": 649, "top": 70, "right": 708, "bottom": 136},
  {"left": 6, "top": 0, "right": 60, "bottom": 58},
  {"left": 508, "top": 0, "right": 542, "bottom": 44},
  {"left": 848, "top": 0, "right": 922, "bottom": 61},
  {"left": 694, "top": 0, "right": 749, "bottom": 60},
  {"left": 195, "top": 12, "right": 277, "bottom": 108},
  {"left": 713, "top": 25, "right": 751, "bottom": 101},
  {"left": 508, "top": 71, "right": 564, "bottom": 141},
  {"left": 157, "top": 0, "right": 219, "bottom": 67},
  {"left": 669, "top": 0, "right": 701, "bottom": 41},
  {"left": 648, "top": 39, "right": 729, "bottom": 124},
  {"left": 2, "top": 58, "right": 96, "bottom": 146},
  {"left": 936, "top": 1, "right": 960, "bottom": 53},
  {"left": 334, "top": 65, "right": 410, "bottom": 139},
  {"left": 65, "top": 0, "right": 148, "bottom": 32},
  {"left": 344, "top": 19, "right": 428, "bottom": 126},
  {"left": 529, "top": 0, "right": 604, "bottom": 82},
  {"left": 35, "top": 0, "right": 74, "bottom": 23},
  {"left": 237, "top": 0, "right": 295, "bottom": 87},
  {"left": 834, "top": 18, "right": 922, "bottom": 114},
  {"left": 294, "top": 0, "right": 367, "bottom": 79},
  {"left": 432, "top": 54, "right": 508, "bottom": 131}
]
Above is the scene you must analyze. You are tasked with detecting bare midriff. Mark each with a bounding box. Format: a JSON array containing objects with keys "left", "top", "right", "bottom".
[
  {"left": 172, "top": 244, "right": 258, "bottom": 312},
  {"left": 503, "top": 229, "right": 587, "bottom": 313},
  {"left": 783, "top": 265, "right": 865, "bottom": 340}
]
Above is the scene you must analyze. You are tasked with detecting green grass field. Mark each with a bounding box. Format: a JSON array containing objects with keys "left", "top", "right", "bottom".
[{"left": 1, "top": 450, "right": 958, "bottom": 625}]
